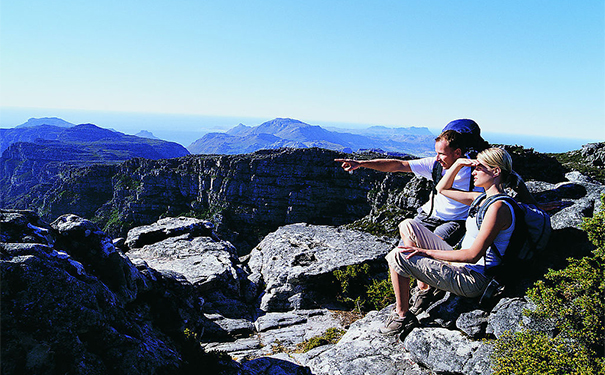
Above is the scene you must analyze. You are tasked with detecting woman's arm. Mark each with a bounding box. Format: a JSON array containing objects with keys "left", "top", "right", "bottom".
[
  {"left": 399, "top": 200, "right": 512, "bottom": 263},
  {"left": 435, "top": 158, "right": 481, "bottom": 206}
]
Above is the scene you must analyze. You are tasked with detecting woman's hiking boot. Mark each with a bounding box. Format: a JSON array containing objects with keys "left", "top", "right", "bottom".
[
  {"left": 409, "top": 286, "right": 446, "bottom": 315},
  {"left": 378, "top": 310, "right": 418, "bottom": 337}
]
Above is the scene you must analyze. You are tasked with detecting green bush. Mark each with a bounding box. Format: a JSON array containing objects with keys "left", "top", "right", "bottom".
[
  {"left": 297, "top": 328, "right": 346, "bottom": 352},
  {"left": 333, "top": 264, "right": 371, "bottom": 312},
  {"left": 493, "top": 331, "right": 596, "bottom": 375},
  {"left": 366, "top": 276, "right": 395, "bottom": 311},
  {"left": 332, "top": 263, "right": 396, "bottom": 313},
  {"left": 492, "top": 194, "right": 605, "bottom": 375}
]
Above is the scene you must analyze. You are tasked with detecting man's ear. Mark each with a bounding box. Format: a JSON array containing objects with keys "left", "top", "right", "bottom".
[{"left": 454, "top": 148, "right": 463, "bottom": 158}]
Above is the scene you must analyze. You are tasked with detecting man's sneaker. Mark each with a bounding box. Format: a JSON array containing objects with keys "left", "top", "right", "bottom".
[
  {"left": 409, "top": 287, "right": 446, "bottom": 315},
  {"left": 378, "top": 311, "right": 418, "bottom": 336}
]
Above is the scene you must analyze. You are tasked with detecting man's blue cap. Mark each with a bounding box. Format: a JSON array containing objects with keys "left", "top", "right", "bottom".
[{"left": 442, "top": 119, "right": 480, "bottom": 137}]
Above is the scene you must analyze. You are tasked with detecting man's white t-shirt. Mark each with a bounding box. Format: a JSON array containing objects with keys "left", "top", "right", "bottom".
[{"left": 409, "top": 157, "right": 477, "bottom": 221}]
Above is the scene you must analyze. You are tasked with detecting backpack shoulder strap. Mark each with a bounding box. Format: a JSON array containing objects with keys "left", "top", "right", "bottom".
[
  {"left": 431, "top": 160, "right": 443, "bottom": 184},
  {"left": 427, "top": 160, "right": 443, "bottom": 217},
  {"left": 475, "top": 193, "right": 516, "bottom": 228},
  {"left": 469, "top": 192, "right": 487, "bottom": 217}
]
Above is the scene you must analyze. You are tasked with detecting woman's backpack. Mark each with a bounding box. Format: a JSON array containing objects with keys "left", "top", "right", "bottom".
[
  {"left": 470, "top": 193, "right": 552, "bottom": 282},
  {"left": 470, "top": 192, "right": 552, "bottom": 305}
]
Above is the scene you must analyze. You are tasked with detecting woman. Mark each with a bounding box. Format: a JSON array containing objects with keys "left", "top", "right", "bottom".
[{"left": 379, "top": 147, "right": 517, "bottom": 337}]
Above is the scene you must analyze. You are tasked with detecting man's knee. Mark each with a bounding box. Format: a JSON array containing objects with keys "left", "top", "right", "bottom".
[
  {"left": 434, "top": 221, "right": 465, "bottom": 245},
  {"left": 398, "top": 218, "right": 419, "bottom": 235}
]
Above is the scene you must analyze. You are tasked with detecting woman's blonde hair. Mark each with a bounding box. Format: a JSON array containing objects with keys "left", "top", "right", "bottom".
[{"left": 477, "top": 147, "right": 514, "bottom": 186}]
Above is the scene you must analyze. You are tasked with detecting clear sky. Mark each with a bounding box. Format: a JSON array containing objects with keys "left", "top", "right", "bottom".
[{"left": 1, "top": 0, "right": 603, "bottom": 141}]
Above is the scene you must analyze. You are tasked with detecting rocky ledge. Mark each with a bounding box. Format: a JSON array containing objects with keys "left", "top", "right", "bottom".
[
  {"left": 0, "top": 142, "right": 605, "bottom": 375},
  {"left": 2, "top": 159, "right": 603, "bottom": 374}
]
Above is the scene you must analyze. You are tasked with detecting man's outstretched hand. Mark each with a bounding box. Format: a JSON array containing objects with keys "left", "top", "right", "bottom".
[{"left": 335, "top": 158, "right": 361, "bottom": 172}]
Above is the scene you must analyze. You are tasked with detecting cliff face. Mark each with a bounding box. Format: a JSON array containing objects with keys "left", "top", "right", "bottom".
[
  {"left": 3, "top": 148, "right": 396, "bottom": 253},
  {"left": 1, "top": 145, "right": 574, "bottom": 254},
  {"left": 0, "top": 123, "right": 190, "bottom": 209},
  {"left": 100, "top": 148, "right": 392, "bottom": 253}
]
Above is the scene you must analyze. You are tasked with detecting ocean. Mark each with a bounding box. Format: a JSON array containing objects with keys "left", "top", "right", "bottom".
[{"left": 0, "top": 107, "right": 600, "bottom": 154}]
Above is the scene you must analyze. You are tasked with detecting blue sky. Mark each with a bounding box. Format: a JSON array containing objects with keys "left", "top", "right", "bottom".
[{"left": 1, "top": 0, "right": 603, "bottom": 142}]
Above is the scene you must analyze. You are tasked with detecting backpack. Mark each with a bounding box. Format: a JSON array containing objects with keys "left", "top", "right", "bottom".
[
  {"left": 470, "top": 192, "right": 552, "bottom": 278},
  {"left": 470, "top": 192, "right": 552, "bottom": 306}
]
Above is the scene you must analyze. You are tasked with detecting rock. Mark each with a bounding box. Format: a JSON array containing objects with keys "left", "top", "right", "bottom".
[
  {"left": 202, "top": 309, "right": 345, "bottom": 361},
  {"left": 580, "top": 142, "right": 605, "bottom": 166},
  {"left": 549, "top": 172, "right": 605, "bottom": 230},
  {"left": 127, "top": 233, "right": 239, "bottom": 292},
  {"left": 255, "top": 312, "right": 308, "bottom": 332},
  {"left": 239, "top": 353, "right": 313, "bottom": 375},
  {"left": 247, "top": 223, "right": 397, "bottom": 312},
  {"left": 50, "top": 213, "right": 144, "bottom": 302},
  {"left": 403, "top": 327, "right": 488, "bottom": 374},
  {"left": 456, "top": 309, "right": 490, "bottom": 339},
  {"left": 486, "top": 297, "right": 529, "bottom": 338},
  {"left": 0, "top": 210, "right": 229, "bottom": 374},
  {"left": 124, "top": 216, "right": 253, "bottom": 320},
  {"left": 125, "top": 216, "right": 216, "bottom": 249},
  {"left": 202, "top": 315, "right": 256, "bottom": 340},
  {"left": 300, "top": 306, "right": 431, "bottom": 375}
]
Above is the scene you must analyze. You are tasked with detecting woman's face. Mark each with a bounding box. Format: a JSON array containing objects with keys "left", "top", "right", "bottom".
[{"left": 472, "top": 158, "right": 499, "bottom": 187}]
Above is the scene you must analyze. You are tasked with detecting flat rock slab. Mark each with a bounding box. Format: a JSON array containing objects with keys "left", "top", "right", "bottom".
[
  {"left": 247, "top": 223, "right": 397, "bottom": 311},
  {"left": 127, "top": 234, "right": 240, "bottom": 292}
]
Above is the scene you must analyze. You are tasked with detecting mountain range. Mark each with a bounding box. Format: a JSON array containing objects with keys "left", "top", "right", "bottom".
[
  {"left": 187, "top": 118, "right": 436, "bottom": 156},
  {"left": 0, "top": 120, "right": 189, "bottom": 160}
]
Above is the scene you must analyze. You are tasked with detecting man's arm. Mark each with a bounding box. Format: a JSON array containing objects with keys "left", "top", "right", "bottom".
[{"left": 334, "top": 158, "right": 412, "bottom": 173}]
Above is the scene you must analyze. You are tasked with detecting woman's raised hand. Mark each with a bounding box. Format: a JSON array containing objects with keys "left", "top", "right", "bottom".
[{"left": 454, "top": 158, "right": 479, "bottom": 168}]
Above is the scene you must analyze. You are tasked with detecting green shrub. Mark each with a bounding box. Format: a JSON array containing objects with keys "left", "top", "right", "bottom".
[
  {"left": 333, "top": 263, "right": 371, "bottom": 312},
  {"left": 492, "top": 194, "right": 605, "bottom": 375},
  {"left": 493, "top": 331, "right": 596, "bottom": 375},
  {"left": 297, "top": 328, "right": 346, "bottom": 352},
  {"left": 366, "top": 276, "right": 395, "bottom": 311}
]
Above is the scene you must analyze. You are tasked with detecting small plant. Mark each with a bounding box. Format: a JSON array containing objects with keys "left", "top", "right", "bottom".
[
  {"left": 332, "top": 263, "right": 397, "bottom": 313},
  {"left": 297, "top": 328, "right": 346, "bottom": 352},
  {"left": 333, "top": 264, "right": 371, "bottom": 312},
  {"left": 366, "top": 276, "right": 395, "bottom": 311},
  {"left": 271, "top": 339, "right": 288, "bottom": 354}
]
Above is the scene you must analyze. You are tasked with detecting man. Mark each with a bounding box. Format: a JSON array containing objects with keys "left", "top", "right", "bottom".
[
  {"left": 335, "top": 120, "right": 482, "bottom": 313},
  {"left": 335, "top": 125, "right": 478, "bottom": 246}
]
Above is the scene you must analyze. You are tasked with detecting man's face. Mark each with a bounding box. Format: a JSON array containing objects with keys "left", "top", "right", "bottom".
[{"left": 435, "top": 139, "right": 462, "bottom": 169}]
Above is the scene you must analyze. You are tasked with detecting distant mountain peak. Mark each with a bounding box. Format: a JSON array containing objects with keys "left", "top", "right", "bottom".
[
  {"left": 187, "top": 117, "right": 436, "bottom": 156},
  {"left": 16, "top": 117, "right": 74, "bottom": 128},
  {"left": 135, "top": 130, "right": 159, "bottom": 139},
  {"left": 226, "top": 123, "right": 252, "bottom": 136}
]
